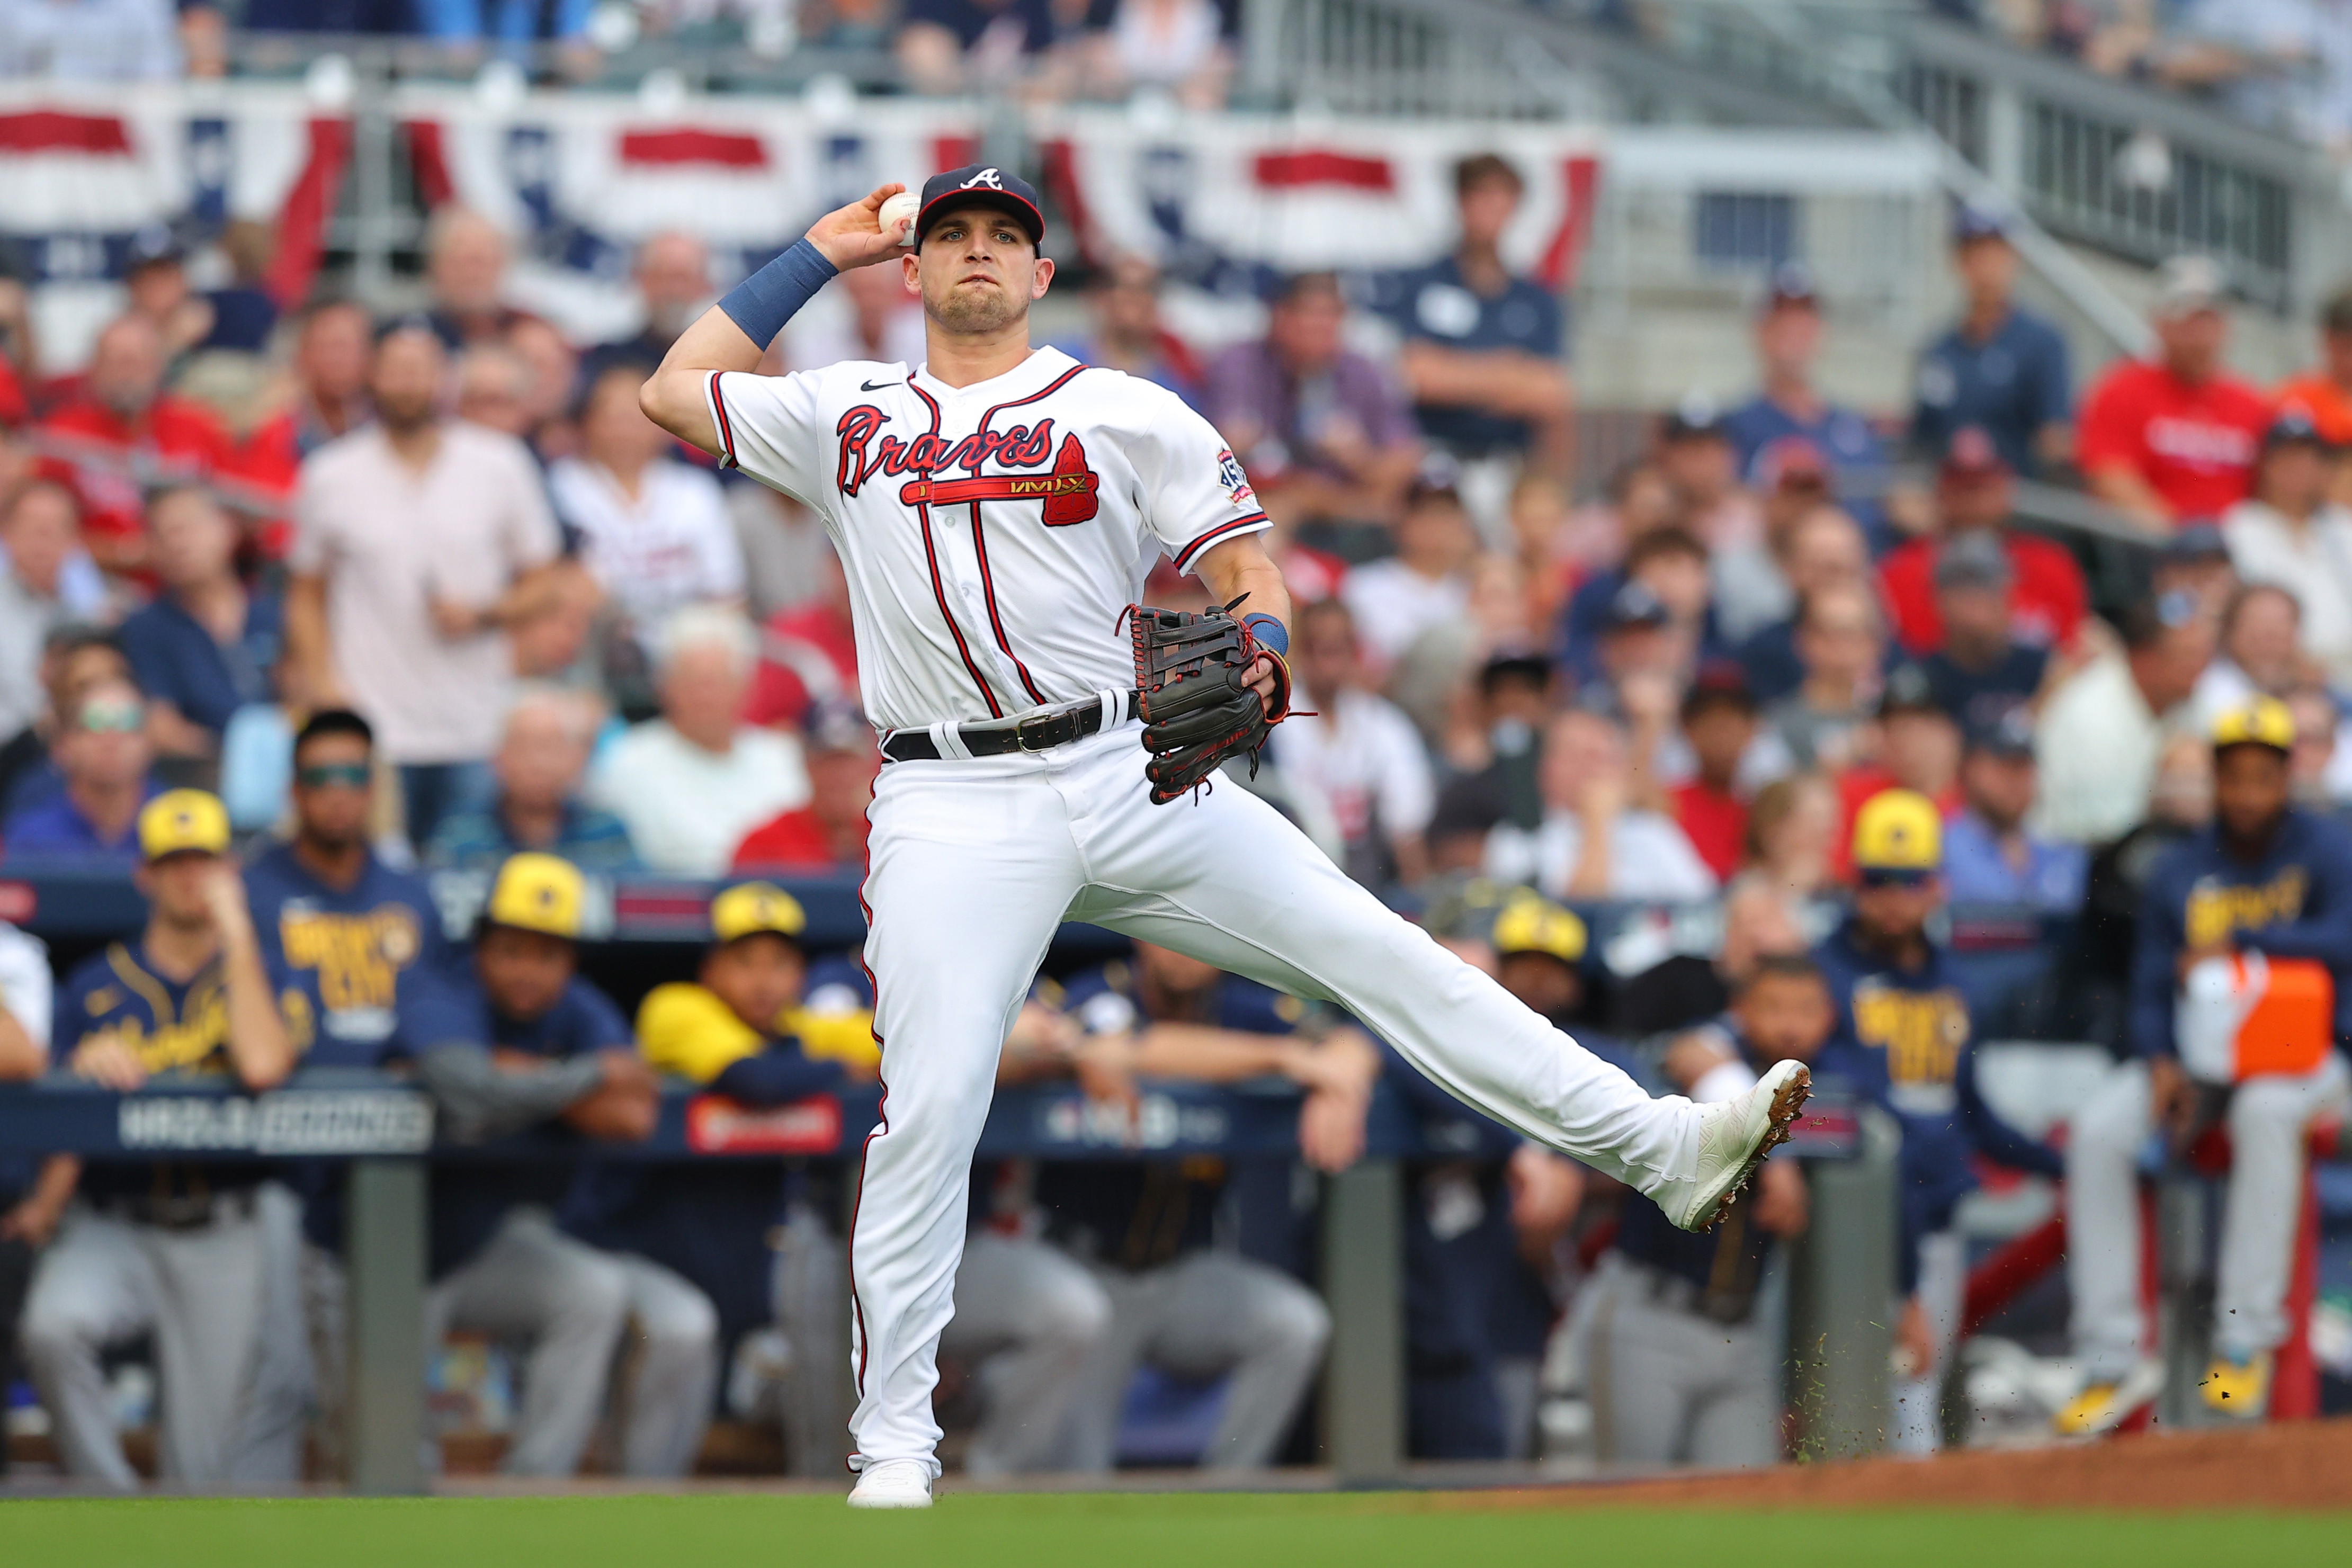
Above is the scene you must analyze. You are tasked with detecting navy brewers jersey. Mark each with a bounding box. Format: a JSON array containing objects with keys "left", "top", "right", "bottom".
[{"left": 245, "top": 841, "right": 445, "bottom": 1065}]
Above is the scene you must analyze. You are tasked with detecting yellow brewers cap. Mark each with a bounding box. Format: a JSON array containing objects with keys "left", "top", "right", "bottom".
[
  {"left": 138, "top": 789, "right": 229, "bottom": 861},
  {"left": 2211, "top": 696, "right": 2295, "bottom": 754},
  {"left": 712, "top": 881, "right": 807, "bottom": 945},
  {"left": 1852, "top": 789, "right": 1942, "bottom": 874},
  {"left": 485, "top": 852, "right": 585, "bottom": 939},
  {"left": 1490, "top": 891, "right": 1587, "bottom": 966}
]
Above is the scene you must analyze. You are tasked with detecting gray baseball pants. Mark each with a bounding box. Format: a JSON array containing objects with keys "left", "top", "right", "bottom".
[
  {"left": 939, "top": 1230, "right": 1112, "bottom": 1475},
  {"left": 1587, "top": 1256, "right": 1777, "bottom": 1470}
]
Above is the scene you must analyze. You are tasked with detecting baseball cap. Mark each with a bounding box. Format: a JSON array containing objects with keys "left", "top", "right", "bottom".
[
  {"left": 2153, "top": 254, "right": 2228, "bottom": 320},
  {"left": 1682, "top": 658, "right": 1757, "bottom": 718},
  {"left": 124, "top": 222, "right": 184, "bottom": 272},
  {"left": 805, "top": 701, "right": 874, "bottom": 755},
  {"left": 1876, "top": 661, "right": 1942, "bottom": 719},
  {"left": 485, "top": 852, "right": 585, "bottom": 940},
  {"left": 1963, "top": 704, "right": 2037, "bottom": 760},
  {"left": 1602, "top": 579, "right": 1672, "bottom": 633},
  {"left": 138, "top": 789, "right": 229, "bottom": 862},
  {"left": 2160, "top": 523, "right": 2231, "bottom": 567},
  {"left": 1951, "top": 202, "right": 2010, "bottom": 245},
  {"left": 1934, "top": 528, "right": 2013, "bottom": 592},
  {"left": 914, "top": 164, "right": 1045, "bottom": 246},
  {"left": 2264, "top": 406, "right": 2332, "bottom": 452},
  {"left": 1478, "top": 650, "right": 1553, "bottom": 695},
  {"left": 712, "top": 881, "right": 808, "bottom": 945},
  {"left": 1491, "top": 891, "right": 1588, "bottom": 967},
  {"left": 2211, "top": 696, "right": 2295, "bottom": 755},
  {"left": 1661, "top": 391, "right": 1726, "bottom": 442},
  {"left": 1757, "top": 435, "right": 1830, "bottom": 492},
  {"left": 1761, "top": 261, "right": 1819, "bottom": 312},
  {"left": 1937, "top": 425, "right": 2011, "bottom": 483},
  {"left": 1852, "top": 789, "right": 1942, "bottom": 877}
]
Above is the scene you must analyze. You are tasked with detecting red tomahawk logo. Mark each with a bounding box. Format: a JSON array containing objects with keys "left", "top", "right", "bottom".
[{"left": 898, "top": 433, "right": 1101, "bottom": 525}]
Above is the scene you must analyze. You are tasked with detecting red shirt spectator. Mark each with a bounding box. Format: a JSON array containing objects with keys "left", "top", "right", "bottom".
[
  {"left": 35, "top": 316, "right": 232, "bottom": 562},
  {"left": 1881, "top": 427, "right": 2085, "bottom": 656},
  {"left": 743, "top": 564, "right": 859, "bottom": 730},
  {"left": 730, "top": 704, "right": 879, "bottom": 872},
  {"left": 1670, "top": 779, "right": 1747, "bottom": 884},
  {"left": 731, "top": 805, "right": 858, "bottom": 872},
  {"left": 0, "top": 350, "right": 27, "bottom": 428},
  {"left": 2076, "top": 257, "right": 2266, "bottom": 526}
]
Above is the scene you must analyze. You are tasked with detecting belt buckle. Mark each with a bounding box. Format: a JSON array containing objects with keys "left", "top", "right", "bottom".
[{"left": 1014, "top": 712, "right": 1059, "bottom": 752}]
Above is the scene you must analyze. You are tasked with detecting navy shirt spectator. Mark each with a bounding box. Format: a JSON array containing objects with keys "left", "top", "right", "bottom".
[
  {"left": 1943, "top": 709, "right": 2087, "bottom": 912},
  {"left": 426, "top": 687, "right": 637, "bottom": 874},
  {"left": 1389, "top": 153, "right": 1572, "bottom": 475},
  {"left": 1915, "top": 530, "right": 2049, "bottom": 731},
  {"left": 1, "top": 677, "right": 159, "bottom": 866},
  {"left": 1052, "top": 254, "right": 1205, "bottom": 407},
  {"left": 898, "top": 0, "right": 1062, "bottom": 92},
  {"left": 1910, "top": 207, "right": 2071, "bottom": 478},
  {"left": 1723, "top": 266, "right": 1890, "bottom": 532},
  {"left": 119, "top": 487, "right": 282, "bottom": 751}
]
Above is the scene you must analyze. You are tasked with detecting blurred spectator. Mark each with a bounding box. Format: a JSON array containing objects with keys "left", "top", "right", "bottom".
[
  {"left": 1712, "top": 442, "right": 1836, "bottom": 645},
  {"left": 1670, "top": 664, "right": 1763, "bottom": 884},
  {"left": 583, "top": 232, "right": 712, "bottom": 384},
  {"left": 454, "top": 344, "right": 534, "bottom": 439},
  {"left": 1055, "top": 254, "right": 1204, "bottom": 405},
  {"left": 1656, "top": 394, "right": 1761, "bottom": 555},
  {"left": 245, "top": 710, "right": 446, "bottom": 1064},
  {"left": 1611, "top": 874, "right": 1807, "bottom": 1037},
  {"left": 2077, "top": 256, "right": 2268, "bottom": 527},
  {"left": 1038, "top": 942, "right": 1373, "bottom": 1473},
  {"left": 2193, "top": 583, "right": 2308, "bottom": 728},
  {"left": 731, "top": 704, "right": 880, "bottom": 873},
  {"left": 1428, "top": 652, "right": 1552, "bottom": 863},
  {"left": 1273, "top": 599, "right": 1435, "bottom": 886},
  {"left": 1916, "top": 531, "right": 2049, "bottom": 731},
  {"left": 286, "top": 320, "right": 566, "bottom": 848},
  {"left": 425, "top": 687, "right": 637, "bottom": 874},
  {"left": 2283, "top": 684, "right": 2351, "bottom": 805},
  {"left": 417, "top": 0, "right": 593, "bottom": 44},
  {"left": 1837, "top": 666, "right": 1965, "bottom": 863},
  {"left": 745, "top": 549, "right": 859, "bottom": 730},
  {"left": 1553, "top": 467, "right": 1679, "bottom": 644},
  {"left": 0, "top": 0, "right": 180, "bottom": 78},
  {"left": 1734, "top": 504, "right": 1873, "bottom": 702},
  {"left": 1722, "top": 266, "right": 1889, "bottom": 529},
  {"left": 115, "top": 484, "right": 278, "bottom": 769},
  {"left": 591, "top": 606, "right": 810, "bottom": 875},
  {"left": 193, "top": 219, "right": 281, "bottom": 356},
  {"left": 0, "top": 481, "right": 84, "bottom": 752},
  {"left": 2163, "top": 1, "right": 2352, "bottom": 145},
  {"left": 1, "top": 676, "right": 158, "bottom": 863},
  {"left": 2272, "top": 284, "right": 2352, "bottom": 451},
  {"left": 121, "top": 226, "right": 211, "bottom": 364},
  {"left": 1503, "top": 473, "right": 1577, "bottom": 628},
  {"left": 1391, "top": 154, "right": 1573, "bottom": 488},
  {"left": 2075, "top": 733, "right": 2213, "bottom": 1014},
  {"left": 36, "top": 313, "right": 235, "bottom": 565},
  {"left": 2221, "top": 409, "right": 2352, "bottom": 685},
  {"left": 1765, "top": 580, "right": 1883, "bottom": 773},
  {"left": 424, "top": 209, "right": 532, "bottom": 352},
  {"left": 1745, "top": 770, "right": 1840, "bottom": 901},
  {"left": 0, "top": 629, "right": 131, "bottom": 817},
  {"left": 1910, "top": 206, "right": 2071, "bottom": 477},
  {"left": 551, "top": 364, "right": 745, "bottom": 663},
  {"left": 23, "top": 791, "right": 299, "bottom": 1490},
  {"left": 506, "top": 318, "right": 583, "bottom": 461},
  {"left": 1879, "top": 428, "right": 2088, "bottom": 657},
  {"left": 1204, "top": 272, "right": 1419, "bottom": 555},
  {"left": 897, "top": 0, "right": 1064, "bottom": 94},
  {"left": 1485, "top": 707, "right": 1716, "bottom": 902},
  {"left": 2152, "top": 522, "right": 2241, "bottom": 622},
  {"left": 785, "top": 254, "right": 926, "bottom": 371},
  {"left": 242, "top": 0, "right": 414, "bottom": 34},
  {"left": 1342, "top": 479, "right": 1474, "bottom": 675},
  {"left": 1944, "top": 707, "right": 2088, "bottom": 911},
  {"left": 244, "top": 300, "right": 375, "bottom": 477},
  {"left": 2035, "top": 596, "right": 2215, "bottom": 844},
  {"left": 1084, "top": 0, "right": 1237, "bottom": 108}
]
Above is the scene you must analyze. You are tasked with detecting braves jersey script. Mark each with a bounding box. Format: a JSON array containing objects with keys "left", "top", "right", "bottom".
[{"left": 701, "top": 346, "right": 1269, "bottom": 731}]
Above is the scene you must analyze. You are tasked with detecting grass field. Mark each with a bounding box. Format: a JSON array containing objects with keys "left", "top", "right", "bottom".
[{"left": 4, "top": 1492, "right": 2349, "bottom": 1568}]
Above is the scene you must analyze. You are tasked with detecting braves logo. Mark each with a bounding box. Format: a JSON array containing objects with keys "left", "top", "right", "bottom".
[
  {"left": 961, "top": 167, "right": 1006, "bottom": 190},
  {"left": 834, "top": 406, "right": 1101, "bottom": 525}
]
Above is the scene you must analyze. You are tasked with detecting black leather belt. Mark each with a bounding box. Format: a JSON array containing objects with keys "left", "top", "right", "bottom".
[{"left": 883, "top": 693, "right": 1139, "bottom": 762}]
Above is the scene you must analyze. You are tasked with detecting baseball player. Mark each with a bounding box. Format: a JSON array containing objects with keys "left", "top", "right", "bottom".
[
  {"left": 637, "top": 166, "right": 1811, "bottom": 1507},
  {"left": 21, "top": 791, "right": 303, "bottom": 1488},
  {"left": 2058, "top": 699, "right": 2352, "bottom": 1433}
]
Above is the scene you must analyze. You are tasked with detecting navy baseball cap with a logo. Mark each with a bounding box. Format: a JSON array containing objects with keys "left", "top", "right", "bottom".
[{"left": 915, "top": 164, "right": 1046, "bottom": 246}]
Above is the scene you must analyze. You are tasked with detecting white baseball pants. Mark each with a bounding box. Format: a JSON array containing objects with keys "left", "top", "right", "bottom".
[
  {"left": 846, "top": 725, "right": 1704, "bottom": 1475},
  {"left": 2066, "top": 1054, "right": 2350, "bottom": 1377}
]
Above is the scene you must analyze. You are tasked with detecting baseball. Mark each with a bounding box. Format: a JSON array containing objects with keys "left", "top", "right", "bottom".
[{"left": 880, "top": 191, "right": 920, "bottom": 245}]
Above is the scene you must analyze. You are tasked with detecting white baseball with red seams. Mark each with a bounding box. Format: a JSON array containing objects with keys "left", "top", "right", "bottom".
[{"left": 703, "top": 343, "right": 1766, "bottom": 1483}]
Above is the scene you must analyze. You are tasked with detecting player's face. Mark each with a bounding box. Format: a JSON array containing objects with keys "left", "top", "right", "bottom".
[
  {"left": 138, "top": 850, "right": 220, "bottom": 931},
  {"left": 1733, "top": 973, "right": 1834, "bottom": 1063},
  {"left": 476, "top": 925, "right": 577, "bottom": 1020},
  {"left": 1853, "top": 873, "right": 1940, "bottom": 944},
  {"left": 703, "top": 934, "right": 806, "bottom": 1033},
  {"left": 911, "top": 207, "right": 1052, "bottom": 336},
  {"left": 1497, "top": 951, "right": 1580, "bottom": 1019},
  {"left": 1134, "top": 941, "right": 1220, "bottom": 996},
  {"left": 292, "top": 733, "right": 374, "bottom": 848},
  {"left": 2214, "top": 744, "right": 2292, "bottom": 844}
]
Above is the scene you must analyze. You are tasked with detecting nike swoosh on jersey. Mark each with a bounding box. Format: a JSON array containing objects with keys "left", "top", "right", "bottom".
[{"left": 861, "top": 379, "right": 901, "bottom": 391}]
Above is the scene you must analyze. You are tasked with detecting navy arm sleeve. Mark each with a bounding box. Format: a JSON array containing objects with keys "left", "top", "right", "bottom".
[
  {"left": 2234, "top": 831, "right": 2352, "bottom": 972},
  {"left": 1956, "top": 1043, "right": 2062, "bottom": 1179},
  {"left": 2128, "top": 860, "right": 2186, "bottom": 1060},
  {"left": 709, "top": 1044, "right": 847, "bottom": 1107}
]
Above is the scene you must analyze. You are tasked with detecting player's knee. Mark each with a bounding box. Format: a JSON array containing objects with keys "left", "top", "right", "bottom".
[
  {"left": 552, "top": 1253, "right": 632, "bottom": 1336},
  {"left": 1035, "top": 1271, "right": 1113, "bottom": 1351},
  {"left": 17, "top": 1285, "right": 95, "bottom": 1367},
  {"left": 636, "top": 1283, "right": 720, "bottom": 1356},
  {"left": 2227, "top": 1077, "right": 2309, "bottom": 1141},
  {"left": 2071, "top": 1070, "right": 2151, "bottom": 1158},
  {"left": 1257, "top": 1280, "right": 1331, "bottom": 1363}
]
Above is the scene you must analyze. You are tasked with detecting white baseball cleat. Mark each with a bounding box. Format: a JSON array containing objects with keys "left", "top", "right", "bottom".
[
  {"left": 1663, "top": 1058, "right": 1812, "bottom": 1232},
  {"left": 847, "top": 1458, "right": 934, "bottom": 1509}
]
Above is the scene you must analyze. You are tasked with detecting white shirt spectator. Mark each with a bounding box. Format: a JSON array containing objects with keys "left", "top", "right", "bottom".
[
  {"left": 589, "top": 721, "right": 809, "bottom": 876},
  {"left": 2032, "top": 650, "right": 2181, "bottom": 844},
  {"left": 1482, "top": 812, "right": 1718, "bottom": 903},
  {"left": 1340, "top": 560, "right": 1470, "bottom": 671},
  {"left": 1271, "top": 689, "right": 1434, "bottom": 849},
  {"left": 549, "top": 455, "right": 746, "bottom": 628},
  {"left": 2222, "top": 496, "right": 2352, "bottom": 685},
  {"left": 0, "top": 921, "right": 52, "bottom": 1054},
  {"left": 0, "top": 0, "right": 178, "bottom": 79}
]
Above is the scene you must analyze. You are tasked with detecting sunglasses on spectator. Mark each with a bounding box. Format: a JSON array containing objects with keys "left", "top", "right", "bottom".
[
  {"left": 76, "top": 700, "right": 144, "bottom": 734},
  {"left": 296, "top": 763, "right": 371, "bottom": 790},
  {"left": 1856, "top": 868, "right": 1933, "bottom": 889}
]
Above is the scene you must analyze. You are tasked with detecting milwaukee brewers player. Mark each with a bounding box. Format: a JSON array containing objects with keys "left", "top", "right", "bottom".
[{"left": 638, "top": 166, "right": 1810, "bottom": 1507}]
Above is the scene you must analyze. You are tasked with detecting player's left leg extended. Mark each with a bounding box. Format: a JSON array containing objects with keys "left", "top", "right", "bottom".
[{"left": 1061, "top": 739, "right": 1785, "bottom": 1217}]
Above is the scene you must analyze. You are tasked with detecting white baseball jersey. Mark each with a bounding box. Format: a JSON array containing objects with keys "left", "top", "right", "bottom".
[{"left": 701, "top": 346, "right": 1269, "bottom": 733}]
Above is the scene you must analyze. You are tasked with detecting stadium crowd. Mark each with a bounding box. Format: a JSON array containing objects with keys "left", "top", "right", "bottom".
[{"left": 1, "top": 144, "right": 2351, "bottom": 1485}]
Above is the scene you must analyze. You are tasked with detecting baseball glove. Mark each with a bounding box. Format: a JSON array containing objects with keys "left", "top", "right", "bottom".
[{"left": 1130, "top": 597, "right": 1294, "bottom": 804}]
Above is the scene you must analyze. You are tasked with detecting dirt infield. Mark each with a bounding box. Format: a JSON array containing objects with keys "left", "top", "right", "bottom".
[{"left": 1503, "top": 1419, "right": 2352, "bottom": 1511}]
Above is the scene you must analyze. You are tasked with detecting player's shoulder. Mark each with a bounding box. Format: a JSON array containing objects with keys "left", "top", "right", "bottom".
[
  {"left": 1038, "top": 355, "right": 1190, "bottom": 424},
  {"left": 60, "top": 942, "right": 138, "bottom": 1012}
]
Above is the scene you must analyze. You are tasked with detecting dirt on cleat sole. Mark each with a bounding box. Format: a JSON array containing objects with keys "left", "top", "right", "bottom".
[{"left": 1697, "top": 1067, "right": 1811, "bottom": 1232}]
